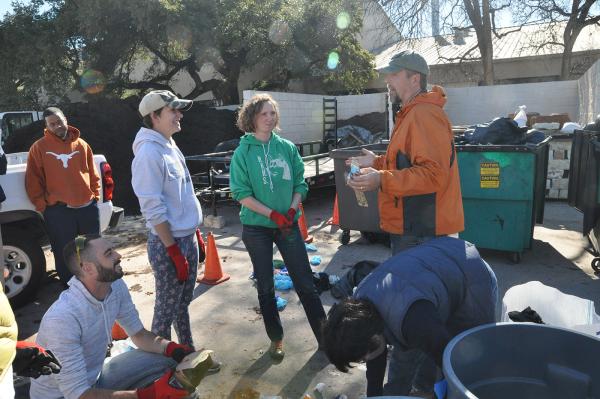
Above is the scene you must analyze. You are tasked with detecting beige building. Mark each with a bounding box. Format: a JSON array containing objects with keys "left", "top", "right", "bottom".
[{"left": 370, "top": 21, "right": 600, "bottom": 90}]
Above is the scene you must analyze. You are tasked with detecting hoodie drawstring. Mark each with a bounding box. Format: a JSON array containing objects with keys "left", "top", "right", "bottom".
[
  {"left": 262, "top": 141, "right": 274, "bottom": 192},
  {"left": 100, "top": 302, "right": 113, "bottom": 356}
]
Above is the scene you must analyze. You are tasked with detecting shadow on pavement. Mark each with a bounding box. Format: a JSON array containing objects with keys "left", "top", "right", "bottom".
[
  {"left": 276, "top": 351, "right": 329, "bottom": 398},
  {"left": 14, "top": 271, "right": 64, "bottom": 339},
  {"left": 226, "top": 352, "right": 276, "bottom": 398},
  {"left": 478, "top": 237, "right": 600, "bottom": 313}
]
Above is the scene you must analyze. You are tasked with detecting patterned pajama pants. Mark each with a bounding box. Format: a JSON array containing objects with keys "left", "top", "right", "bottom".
[{"left": 147, "top": 232, "right": 198, "bottom": 347}]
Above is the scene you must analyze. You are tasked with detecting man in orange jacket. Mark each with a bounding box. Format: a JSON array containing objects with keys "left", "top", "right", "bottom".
[
  {"left": 347, "top": 50, "right": 464, "bottom": 396},
  {"left": 25, "top": 107, "right": 101, "bottom": 285}
]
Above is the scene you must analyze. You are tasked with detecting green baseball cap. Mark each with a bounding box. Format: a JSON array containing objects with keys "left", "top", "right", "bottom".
[{"left": 377, "top": 50, "right": 430, "bottom": 76}]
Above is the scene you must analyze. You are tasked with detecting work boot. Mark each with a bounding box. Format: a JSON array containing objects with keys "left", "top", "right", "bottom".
[
  {"left": 268, "top": 340, "right": 284, "bottom": 361},
  {"left": 174, "top": 349, "right": 218, "bottom": 392}
]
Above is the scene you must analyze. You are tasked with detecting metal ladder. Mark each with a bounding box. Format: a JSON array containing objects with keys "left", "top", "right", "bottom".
[{"left": 323, "top": 97, "right": 337, "bottom": 151}]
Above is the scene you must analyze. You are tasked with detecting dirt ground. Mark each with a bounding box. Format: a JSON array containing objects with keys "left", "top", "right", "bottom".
[{"left": 13, "top": 188, "right": 600, "bottom": 399}]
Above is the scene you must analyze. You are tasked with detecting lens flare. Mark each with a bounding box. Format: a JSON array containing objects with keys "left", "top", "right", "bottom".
[
  {"left": 327, "top": 52, "right": 340, "bottom": 70},
  {"left": 80, "top": 69, "right": 106, "bottom": 94},
  {"left": 336, "top": 12, "right": 351, "bottom": 29},
  {"left": 268, "top": 20, "right": 291, "bottom": 45}
]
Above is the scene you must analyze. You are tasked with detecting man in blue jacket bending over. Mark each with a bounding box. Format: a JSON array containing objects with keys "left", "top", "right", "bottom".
[{"left": 322, "top": 237, "right": 497, "bottom": 397}]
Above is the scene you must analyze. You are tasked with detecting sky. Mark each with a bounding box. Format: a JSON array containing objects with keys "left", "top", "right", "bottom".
[{"left": 0, "top": 0, "right": 12, "bottom": 18}]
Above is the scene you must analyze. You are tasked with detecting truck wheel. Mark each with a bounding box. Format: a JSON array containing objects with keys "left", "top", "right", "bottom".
[
  {"left": 592, "top": 258, "right": 600, "bottom": 274},
  {"left": 3, "top": 231, "right": 45, "bottom": 308}
]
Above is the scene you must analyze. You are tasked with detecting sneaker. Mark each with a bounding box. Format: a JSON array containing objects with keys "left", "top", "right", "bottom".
[
  {"left": 174, "top": 349, "right": 217, "bottom": 392},
  {"left": 268, "top": 340, "right": 284, "bottom": 361}
]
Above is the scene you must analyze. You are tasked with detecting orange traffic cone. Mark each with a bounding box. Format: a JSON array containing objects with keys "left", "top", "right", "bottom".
[
  {"left": 326, "top": 195, "right": 339, "bottom": 226},
  {"left": 197, "top": 232, "right": 230, "bottom": 285},
  {"left": 298, "top": 203, "right": 314, "bottom": 243},
  {"left": 111, "top": 321, "right": 128, "bottom": 341}
]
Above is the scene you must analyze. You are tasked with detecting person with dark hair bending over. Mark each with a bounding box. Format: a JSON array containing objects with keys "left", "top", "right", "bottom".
[
  {"left": 322, "top": 237, "right": 497, "bottom": 397},
  {"left": 229, "top": 93, "right": 326, "bottom": 361}
]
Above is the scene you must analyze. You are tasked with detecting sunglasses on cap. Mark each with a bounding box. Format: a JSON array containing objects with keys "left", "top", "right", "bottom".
[{"left": 75, "top": 235, "right": 87, "bottom": 266}]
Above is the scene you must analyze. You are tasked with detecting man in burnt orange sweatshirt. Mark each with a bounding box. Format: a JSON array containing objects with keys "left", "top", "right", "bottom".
[
  {"left": 25, "top": 107, "right": 100, "bottom": 285},
  {"left": 347, "top": 50, "right": 464, "bottom": 397}
]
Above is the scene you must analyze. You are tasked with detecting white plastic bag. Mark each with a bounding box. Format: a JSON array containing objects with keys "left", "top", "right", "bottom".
[
  {"left": 501, "top": 281, "right": 600, "bottom": 329},
  {"left": 560, "top": 121, "right": 582, "bottom": 134},
  {"left": 513, "top": 105, "right": 528, "bottom": 128}
]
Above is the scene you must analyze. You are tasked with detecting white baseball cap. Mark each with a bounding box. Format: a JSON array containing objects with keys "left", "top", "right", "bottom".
[{"left": 139, "top": 90, "right": 193, "bottom": 117}]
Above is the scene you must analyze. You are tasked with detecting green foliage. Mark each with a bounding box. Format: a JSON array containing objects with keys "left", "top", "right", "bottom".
[
  {"left": 0, "top": 0, "right": 70, "bottom": 109},
  {"left": 0, "top": 0, "right": 375, "bottom": 107}
]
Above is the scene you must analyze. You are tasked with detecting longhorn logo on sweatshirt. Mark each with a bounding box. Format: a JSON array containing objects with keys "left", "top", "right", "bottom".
[
  {"left": 269, "top": 157, "right": 291, "bottom": 180},
  {"left": 46, "top": 151, "right": 79, "bottom": 168}
]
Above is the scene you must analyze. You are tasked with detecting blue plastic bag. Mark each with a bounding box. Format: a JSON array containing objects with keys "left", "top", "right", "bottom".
[
  {"left": 310, "top": 256, "right": 321, "bottom": 266},
  {"left": 305, "top": 243, "right": 317, "bottom": 252},
  {"left": 434, "top": 379, "right": 447, "bottom": 399},
  {"left": 274, "top": 274, "right": 293, "bottom": 291},
  {"left": 276, "top": 295, "right": 287, "bottom": 311}
]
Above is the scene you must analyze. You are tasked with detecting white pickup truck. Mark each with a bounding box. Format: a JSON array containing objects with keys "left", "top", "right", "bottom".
[{"left": 0, "top": 151, "right": 124, "bottom": 307}]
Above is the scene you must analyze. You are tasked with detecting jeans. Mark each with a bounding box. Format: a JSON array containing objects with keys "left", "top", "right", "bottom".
[
  {"left": 242, "top": 223, "right": 326, "bottom": 343},
  {"left": 43, "top": 201, "right": 100, "bottom": 284},
  {"left": 386, "top": 233, "right": 438, "bottom": 395},
  {"left": 96, "top": 349, "right": 177, "bottom": 390}
]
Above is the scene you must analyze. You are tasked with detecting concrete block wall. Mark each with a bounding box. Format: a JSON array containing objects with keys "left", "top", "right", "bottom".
[
  {"left": 546, "top": 136, "right": 572, "bottom": 199},
  {"left": 242, "top": 90, "right": 387, "bottom": 144},
  {"left": 579, "top": 58, "right": 600, "bottom": 125},
  {"left": 243, "top": 90, "right": 324, "bottom": 143},
  {"left": 444, "top": 81, "right": 579, "bottom": 126}
]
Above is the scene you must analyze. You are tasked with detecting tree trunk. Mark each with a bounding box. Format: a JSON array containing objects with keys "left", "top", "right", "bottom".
[
  {"left": 560, "top": 21, "right": 581, "bottom": 80},
  {"left": 217, "top": 55, "right": 243, "bottom": 105},
  {"left": 223, "top": 81, "right": 240, "bottom": 105},
  {"left": 463, "top": 0, "right": 495, "bottom": 85},
  {"left": 560, "top": 39, "right": 574, "bottom": 80},
  {"left": 480, "top": 0, "right": 494, "bottom": 85}
]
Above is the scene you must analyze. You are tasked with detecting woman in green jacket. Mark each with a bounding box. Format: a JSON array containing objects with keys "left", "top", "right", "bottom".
[{"left": 230, "top": 94, "right": 326, "bottom": 361}]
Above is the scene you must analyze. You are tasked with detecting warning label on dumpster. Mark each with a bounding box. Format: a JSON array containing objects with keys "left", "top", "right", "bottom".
[{"left": 480, "top": 162, "right": 500, "bottom": 188}]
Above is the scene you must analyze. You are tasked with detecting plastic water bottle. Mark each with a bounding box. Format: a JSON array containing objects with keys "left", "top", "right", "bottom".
[{"left": 348, "top": 160, "right": 368, "bottom": 207}]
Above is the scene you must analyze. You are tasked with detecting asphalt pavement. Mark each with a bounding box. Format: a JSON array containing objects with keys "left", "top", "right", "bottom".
[{"left": 14, "top": 189, "right": 600, "bottom": 398}]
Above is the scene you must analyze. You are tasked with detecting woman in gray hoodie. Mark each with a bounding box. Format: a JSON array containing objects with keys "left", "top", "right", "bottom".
[{"left": 131, "top": 90, "right": 202, "bottom": 348}]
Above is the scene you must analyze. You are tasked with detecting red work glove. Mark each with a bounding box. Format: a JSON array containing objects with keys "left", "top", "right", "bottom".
[
  {"left": 166, "top": 243, "right": 189, "bottom": 283},
  {"left": 195, "top": 229, "right": 206, "bottom": 264},
  {"left": 165, "top": 341, "right": 194, "bottom": 363},
  {"left": 286, "top": 208, "right": 296, "bottom": 223},
  {"left": 269, "top": 210, "right": 292, "bottom": 229},
  {"left": 13, "top": 341, "right": 61, "bottom": 378},
  {"left": 136, "top": 369, "right": 188, "bottom": 399}
]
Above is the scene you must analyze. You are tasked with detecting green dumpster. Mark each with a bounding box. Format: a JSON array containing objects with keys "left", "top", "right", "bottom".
[{"left": 456, "top": 137, "right": 551, "bottom": 262}]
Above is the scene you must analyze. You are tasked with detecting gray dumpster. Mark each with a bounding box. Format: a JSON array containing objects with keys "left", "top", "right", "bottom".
[{"left": 329, "top": 143, "right": 388, "bottom": 244}]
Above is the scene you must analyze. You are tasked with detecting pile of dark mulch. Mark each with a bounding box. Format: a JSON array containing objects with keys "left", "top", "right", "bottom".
[
  {"left": 337, "top": 112, "right": 386, "bottom": 134},
  {"left": 4, "top": 96, "right": 242, "bottom": 214}
]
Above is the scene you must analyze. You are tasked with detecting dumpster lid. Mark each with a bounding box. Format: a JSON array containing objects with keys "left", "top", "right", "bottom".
[
  {"left": 455, "top": 136, "right": 551, "bottom": 152},
  {"left": 329, "top": 142, "right": 389, "bottom": 159}
]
